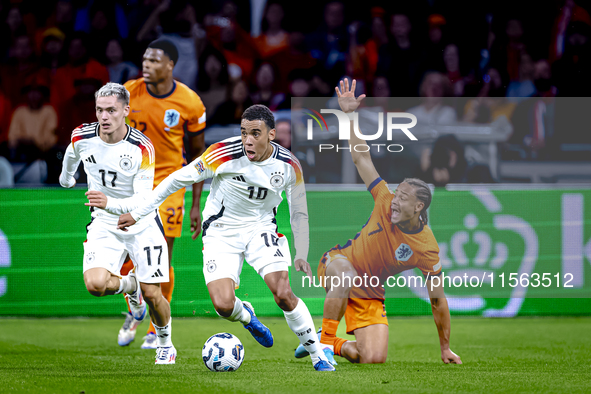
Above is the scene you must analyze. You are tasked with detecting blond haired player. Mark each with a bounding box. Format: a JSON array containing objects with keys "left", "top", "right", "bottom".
[
  {"left": 60, "top": 82, "right": 176, "bottom": 364},
  {"left": 117, "top": 39, "right": 206, "bottom": 348}
]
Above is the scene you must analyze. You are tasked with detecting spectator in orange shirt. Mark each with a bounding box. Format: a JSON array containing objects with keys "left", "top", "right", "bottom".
[
  {"left": 50, "top": 33, "right": 109, "bottom": 113},
  {"left": 8, "top": 84, "right": 57, "bottom": 163},
  {"left": 254, "top": 3, "right": 289, "bottom": 59}
]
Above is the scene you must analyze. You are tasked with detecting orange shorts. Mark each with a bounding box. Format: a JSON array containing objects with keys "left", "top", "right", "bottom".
[
  {"left": 158, "top": 187, "right": 186, "bottom": 238},
  {"left": 318, "top": 250, "right": 388, "bottom": 335}
]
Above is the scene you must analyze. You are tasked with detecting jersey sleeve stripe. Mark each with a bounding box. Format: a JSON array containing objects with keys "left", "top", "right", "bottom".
[
  {"left": 128, "top": 132, "right": 155, "bottom": 169},
  {"left": 277, "top": 151, "right": 302, "bottom": 171},
  {"left": 72, "top": 126, "right": 96, "bottom": 136},
  {"left": 129, "top": 135, "right": 155, "bottom": 165},
  {"left": 129, "top": 130, "right": 155, "bottom": 162},
  {"left": 203, "top": 140, "right": 242, "bottom": 162},
  {"left": 71, "top": 123, "right": 99, "bottom": 145},
  {"left": 368, "top": 177, "right": 383, "bottom": 192},
  {"left": 276, "top": 150, "right": 304, "bottom": 185},
  {"left": 205, "top": 142, "right": 242, "bottom": 160},
  {"left": 129, "top": 134, "right": 155, "bottom": 163},
  {"left": 129, "top": 129, "right": 154, "bottom": 156},
  {"left": 201, "top": 141, "right": 244, "bottom": 172},
  {"left": 72, "top": 130, "right": 95, "bottom": 138},
  {"left": 206, "top": 145, "right": 243, "bottom": 163}
]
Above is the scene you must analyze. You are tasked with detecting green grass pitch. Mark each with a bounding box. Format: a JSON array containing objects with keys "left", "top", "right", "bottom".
[{"left": 1, "top": 317, "right": 590, "bottom": 393}]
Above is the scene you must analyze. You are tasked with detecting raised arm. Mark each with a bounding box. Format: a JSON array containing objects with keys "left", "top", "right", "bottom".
[
  {"left": 427, "top": 277, "right": 462, "bottom": 364},
  {"left": 335, "top": 79, "right": 380, "bottom": 188}
]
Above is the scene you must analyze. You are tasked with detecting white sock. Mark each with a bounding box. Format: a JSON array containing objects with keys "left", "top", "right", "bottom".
[
  {"left": 115, "top": 275, "right": 135, "bottom": 295},
  {"left": 222, "top": 297, "right": 251, "bottom": 325},
  {"left": 284, "top": 299, "right": 324, "bottom": 365},
  {"left": 154, "top": 318, "right": 172, "bottom": 347}
]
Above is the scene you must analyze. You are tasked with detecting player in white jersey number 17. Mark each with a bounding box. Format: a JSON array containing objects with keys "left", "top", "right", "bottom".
[
  {"left": 59, "top": 82, "right": 176, "bottom": 365},
  {"left": 118, "top": 104, "right": 334, "bottom": 371}
]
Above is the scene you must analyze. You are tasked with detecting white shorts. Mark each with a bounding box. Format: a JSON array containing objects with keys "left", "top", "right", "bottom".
[
  {"left": 202, "top": 223, "right": 291, "bottom": 286},
  {"left": 83, "top": 216, "right": 170, "bottom": 284}
]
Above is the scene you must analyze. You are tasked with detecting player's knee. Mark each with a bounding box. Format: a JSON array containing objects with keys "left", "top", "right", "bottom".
[
  {"left": 342, "top": 341, "right": 360, "bottom": 363},
  {"left": 84, "top": 278, "right": 107, "bottom": 297},
  {"left": 327, "top": 270, "right": 357, "bottom": 297},
  {"left": 272, "top": 286, "right": 296, "bottom": 310},
  {"left": 211, "top": 297, "right": 235, "bottom": 317},
  {"left": 141, "top": 285, "right": 162, "bottom": 306},
  {"left": 325, "top": 260, "right": 357, "bottom": 294},
  {"left": 360, "top": 351, "right": 387, "bottom": 364}
]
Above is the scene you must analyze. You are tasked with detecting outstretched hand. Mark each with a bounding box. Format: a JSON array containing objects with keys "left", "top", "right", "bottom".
[
  {"left": 190, "top": 206, "right": 202, "bottom": 240},
  {"left": 294, "top": 258, "right": 313, "bottom": 279},
  {"left": 441, "top": 348, "right": 462, "bottom": 364},
  {"left": 335, "top": 78, "right": 366, "bottom": 113}
]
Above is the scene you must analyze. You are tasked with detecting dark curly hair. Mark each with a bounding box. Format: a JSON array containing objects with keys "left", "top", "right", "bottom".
[{"left": 242, "top": 104, "right": 276, "bottom": 131}]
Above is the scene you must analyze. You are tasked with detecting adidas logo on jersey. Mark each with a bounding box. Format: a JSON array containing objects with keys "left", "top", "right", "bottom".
[
  {"left": 274, "top": 249, "right": 283, "bottom": 257},
  {"left": 151, "top": 269, "right": 164, "bottom": 278},
  {"left": 232, "top": 175, "right": 246, "bottom": 182},
  {"left": 85, "top": 155, "right": 97, "bottom": 164}
]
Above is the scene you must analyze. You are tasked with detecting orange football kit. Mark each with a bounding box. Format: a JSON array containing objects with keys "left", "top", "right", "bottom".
[
  {"left": 317, "top": 177, "right": 441, "bottom": 354},
  {"left": 121, "top": 78, "right": 206, "bottom": 335}
]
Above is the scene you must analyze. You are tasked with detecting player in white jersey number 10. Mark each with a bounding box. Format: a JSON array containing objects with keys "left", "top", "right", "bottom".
[
  {"left": 59, "top": 82, "right": 176, "bottom": 365},
  {"left": 117, "top": 104, "right": 334, "bottom": 371}
]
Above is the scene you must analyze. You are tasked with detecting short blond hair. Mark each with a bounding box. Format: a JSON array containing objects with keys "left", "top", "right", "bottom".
[{"left": 95, "top": 82, "right": 130, "bottom": 106}]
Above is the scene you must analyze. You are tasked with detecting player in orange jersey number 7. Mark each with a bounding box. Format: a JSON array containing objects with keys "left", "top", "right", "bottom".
[{"left": 295, "top": 79, "right": 461, "bottom": 365}]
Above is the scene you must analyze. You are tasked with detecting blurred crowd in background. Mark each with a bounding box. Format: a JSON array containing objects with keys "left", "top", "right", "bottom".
[{"left": 1, "top": 0, "right": 591, "bottom": 186}]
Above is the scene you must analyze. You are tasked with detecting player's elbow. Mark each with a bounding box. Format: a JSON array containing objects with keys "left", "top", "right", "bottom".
[
  {"left": 352, "top": 153, "right": 372, "bottom": 170},
  {"left": 59, "top": 175, "right": 72, "bottom": 188},
  {"left": 351, "top": 151, "right": 369, "bottom": 165}
]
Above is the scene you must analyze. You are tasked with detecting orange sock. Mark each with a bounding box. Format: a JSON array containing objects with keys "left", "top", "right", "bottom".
[
  {"left": 147, "top": 266, "right": 174, "bottom": 334},
  {"left": 333, "top": 337, "right": 348, "bottom": 356},
  {"left": 161, "top": 266, "right": 174, "bottom": 303},
  {"left": 121, "top": 260, "right": 134, "bottom": 311},
  {"left": 121, "top": 259, "right": 134, "bottom": 276},
  {"left": 320, "top": 318, "right": 339, "bottom": 347}
]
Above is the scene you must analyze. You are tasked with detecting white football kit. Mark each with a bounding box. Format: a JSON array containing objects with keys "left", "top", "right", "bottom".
[
  {"left": 130, "top": 136, "right": 309, "bottom": 285},
  {"left": 59, "top": 122, "right": 169, "bottom": 283}
]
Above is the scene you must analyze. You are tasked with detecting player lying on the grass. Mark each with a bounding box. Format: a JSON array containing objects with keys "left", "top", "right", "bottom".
[
  {"left": 117, "top": 104, "right": 335, "bottom": 371},
  {"left": 59, "top": 82, "right": 177, "bottom": 365},
  {"left": 295, "top": 79, "right": 461, "bottom": 365}
]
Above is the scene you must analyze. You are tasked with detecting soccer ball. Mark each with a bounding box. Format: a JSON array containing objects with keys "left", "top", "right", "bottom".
[{"left": 202, "top": 333, "right": 245, "bottom": 372}]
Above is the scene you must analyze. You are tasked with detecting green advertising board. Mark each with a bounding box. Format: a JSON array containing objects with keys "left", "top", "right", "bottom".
[{"left": 0, "top": 186, "right": 590, "bottom": 317}]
